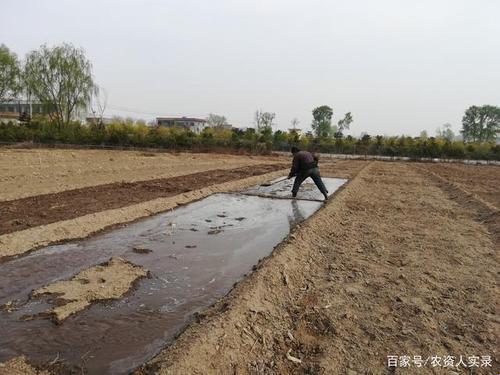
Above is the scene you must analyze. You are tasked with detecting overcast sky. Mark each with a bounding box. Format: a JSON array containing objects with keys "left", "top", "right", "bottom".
[{"left": 2, "top": 0, "right": 499, "bottom": 135}]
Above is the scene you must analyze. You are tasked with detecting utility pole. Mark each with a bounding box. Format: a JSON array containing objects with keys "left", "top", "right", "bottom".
[{"left": 28, "top": 91, "right": 32, "bottom": 118}]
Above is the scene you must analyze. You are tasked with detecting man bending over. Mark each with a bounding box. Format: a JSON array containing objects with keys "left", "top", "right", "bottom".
[{"left": 288, "top": 147, "right": 329, "bottom": 201}]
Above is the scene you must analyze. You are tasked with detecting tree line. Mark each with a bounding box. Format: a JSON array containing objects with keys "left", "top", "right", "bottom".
[
  {"left": 1, "top": 116, "right": 498, "bottom": 160},
  {"left": 0, "top": 43, "right": 499, "bottom": 160}
]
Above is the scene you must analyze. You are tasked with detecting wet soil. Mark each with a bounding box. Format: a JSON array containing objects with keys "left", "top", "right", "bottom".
[
  {"left": 243, "top": 177, "right": 347, "bottom": 201},
  {"left": 0, "top": 192, "right": 327, "bottom": 374},
  {"left": 0, "top": 164, "right": 284, "bottom": 235},
  {"left": 0, "top": 356, "right": 50, "bottom": 375}
]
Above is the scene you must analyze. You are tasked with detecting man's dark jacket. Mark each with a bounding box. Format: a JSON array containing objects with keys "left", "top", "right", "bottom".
[{"left": 288, "top": 151, "right": 318, "bottom": 177}]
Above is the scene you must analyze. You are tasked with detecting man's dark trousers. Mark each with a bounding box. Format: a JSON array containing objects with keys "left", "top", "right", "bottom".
[{"left": 292, "top": 167, "right": 328, "bottom": 197}]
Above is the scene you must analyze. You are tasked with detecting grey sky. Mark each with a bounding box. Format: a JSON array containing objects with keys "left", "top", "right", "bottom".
[{"left": 2, "top": 0, "right": 499, "bottom": 136}]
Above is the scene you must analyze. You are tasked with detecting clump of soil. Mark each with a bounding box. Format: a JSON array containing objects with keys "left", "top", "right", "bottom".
[
  {"left": 207, "top": 229, "right": 223, "bottom": 235},
  {"left": 32, "top": 257, "right": 148, "bottom": 323},
  {"left": 0, "top": 356, "right": 50, "bottom": 375},
  {"left": 133, "top": 246, "right": 153, "bottom": 254}
]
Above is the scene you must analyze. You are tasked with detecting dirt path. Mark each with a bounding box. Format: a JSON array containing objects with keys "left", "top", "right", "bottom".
[
  {"left": 0, "top": 164, "right": 284, "bottom": 235},
  {"left": 0, "top": 149, "right": 283, "bottom": 201},
  {"left": 138, "top": 161, "right": 498, "bottom": 374}
]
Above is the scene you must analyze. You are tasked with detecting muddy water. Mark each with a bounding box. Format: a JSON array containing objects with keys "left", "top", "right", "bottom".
[
  {"left": 0, "top": 193, "right": 325, "bottom": 374},
  {"left": 243, "top": 177, "right": 347, "bottom": 200}
]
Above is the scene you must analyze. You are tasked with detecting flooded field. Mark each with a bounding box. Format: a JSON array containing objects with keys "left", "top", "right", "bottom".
[{"left": 0, "top": 178, "right": 346, "bottom": 374}]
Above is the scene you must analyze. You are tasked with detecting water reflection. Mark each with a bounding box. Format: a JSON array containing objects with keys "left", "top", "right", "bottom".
[{"left": 287, "top": 199, "right": 306, "bottom": 228}]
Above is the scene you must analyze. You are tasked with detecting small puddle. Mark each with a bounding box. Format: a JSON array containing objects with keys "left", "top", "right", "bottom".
[{"left": 0, "top": 178, "right": 346, "bottom": 374}]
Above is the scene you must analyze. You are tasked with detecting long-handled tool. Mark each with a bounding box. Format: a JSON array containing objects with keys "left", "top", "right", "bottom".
[{"left": 260, "top": 176, "right": 288, "bottom": 187}]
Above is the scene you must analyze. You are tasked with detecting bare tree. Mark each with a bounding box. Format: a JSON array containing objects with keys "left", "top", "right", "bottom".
[
  {"left": 254, "top": 110, "right": 275, "bottom": 132},
  {"left": 261, "top": 112, "right": 275, "bottom": 129},
  {"left": 90, "top": 86, "right": 108, "bottom": 130},
  {"left": 206, "top": 113, "right": 228, "bottom": 128},
  {"left": 254, "top": 110, "right": 263, "bottom": 131},
  {"left": 436, "top": 122, "right": 455, "bottom": 142}
]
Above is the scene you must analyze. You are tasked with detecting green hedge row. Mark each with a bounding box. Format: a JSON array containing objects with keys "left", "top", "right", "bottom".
[{"left": 1, "top": 120, "right": 499, "bottom": 160}]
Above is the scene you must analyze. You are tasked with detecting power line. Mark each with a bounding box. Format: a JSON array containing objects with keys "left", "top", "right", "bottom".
[
  {"left": 106, "top": 105, "right": 161, "bottom": 116},
  {"left": 106, "top": 104, "right": 209, "bottom": 120}
]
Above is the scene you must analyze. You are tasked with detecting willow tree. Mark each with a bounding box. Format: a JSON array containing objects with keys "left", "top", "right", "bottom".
[
  {"left": 24, "top": 43, "right": 95, "bottom": 128},
  {"left": 0, "top": 44, "right": 21, "bottom": 101}
]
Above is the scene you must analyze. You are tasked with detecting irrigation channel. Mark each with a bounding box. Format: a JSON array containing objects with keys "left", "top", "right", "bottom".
[{"left": 0, "top": 177, "right": 347, "bottom": 374}]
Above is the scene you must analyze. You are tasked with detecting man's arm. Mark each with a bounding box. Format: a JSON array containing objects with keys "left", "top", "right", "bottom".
[{"left": 288, "top": 154, "right": 299, "bottom": 178}]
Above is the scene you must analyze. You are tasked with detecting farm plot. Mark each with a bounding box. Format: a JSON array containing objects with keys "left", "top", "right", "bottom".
[{"left": 0, "top": 150, "right": 497, "bottom": 374}]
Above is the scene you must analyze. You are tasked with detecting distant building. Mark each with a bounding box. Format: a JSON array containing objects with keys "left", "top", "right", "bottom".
[
  {"left": 156, "top": 116, "right": 208, "bottom": 134},
  {"left": 0, "top": 100, "right": 47, "bottom": 115},
  {"left": 0, "top": 100, "right": 50, "bottom": 124},
  {"left": 0, "top": 112, "right": 19, "bottom": 124}
]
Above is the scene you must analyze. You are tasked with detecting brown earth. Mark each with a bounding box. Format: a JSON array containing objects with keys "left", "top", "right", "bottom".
[
  {"left": 0, "top": 148, "right": 283, "bottom": 201},
  {"left": 32, "top": 257, "right": 148, "bottom": 323},
  {"left": 0, "top": 356, "right": 50, "bottom": 375},
  {"left": 0, "top": 164, "right": 284, "bottom": 235},
  {"left": 416, "top": 163, "right": 500, "bottom": 209},
  {"left": 320, "top": 159, "right": 368, "bottom": 179},
  {"left": 137, "top": 161, "right": 499, "bottom": 374},
  {"left": 415, "top": 164, "right": 500, "bottom": 245}
]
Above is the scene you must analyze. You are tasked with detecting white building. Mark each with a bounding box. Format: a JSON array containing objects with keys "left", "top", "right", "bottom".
[{"left": 156, "top": 116, "right": 208, "bottom": 134}]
